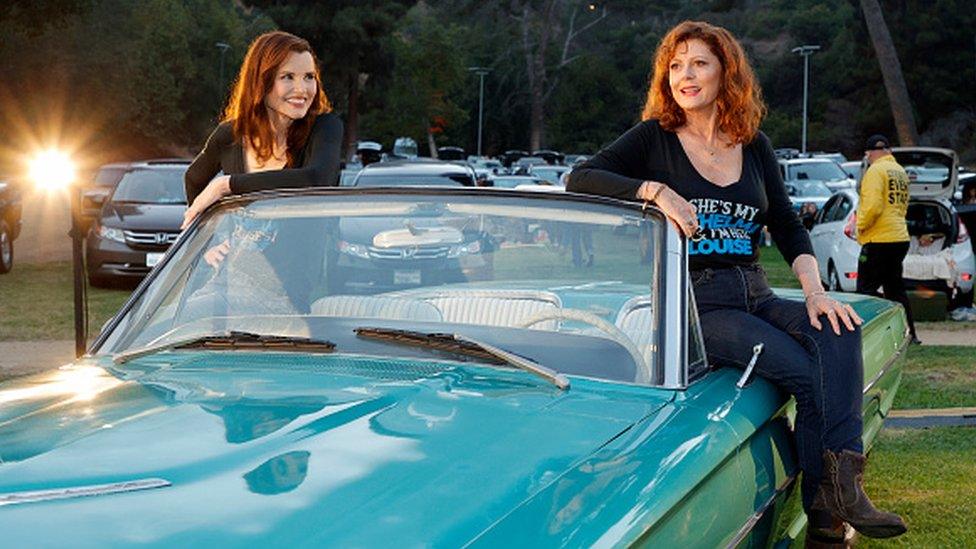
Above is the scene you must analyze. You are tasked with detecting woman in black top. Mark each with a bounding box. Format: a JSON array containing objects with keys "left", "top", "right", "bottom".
[
  {"left": 183, "top": 31, "right": 343, "bottom": 230},
  {"left": 567, "top": 21, "right": 906, "bottom": 539}
]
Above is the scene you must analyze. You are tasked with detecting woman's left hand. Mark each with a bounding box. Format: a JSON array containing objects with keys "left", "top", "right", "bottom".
[
  {"left": 806, "top": 292, "right": 863, "bottom": 335},
  {"left": 182, "top": 175, "right": 231, "bottom": 230}
]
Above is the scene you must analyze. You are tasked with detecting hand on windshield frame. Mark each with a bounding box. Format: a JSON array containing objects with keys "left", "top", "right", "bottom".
[{"left": 183, "top": 175, "right": 231, "bottom": 229}]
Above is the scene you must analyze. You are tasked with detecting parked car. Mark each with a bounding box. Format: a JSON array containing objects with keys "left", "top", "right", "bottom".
[
  {"left": 527, "top": 164, "right": 571, "bottom": 186},
  {"left": 784, "top": 178, "right": 833, "bottom": 213},
  {"left": 840, "top": 160, "right": 863, "bottom": 181},
  {"left": 530, "top": 149, "right": 565, "bottom": 165},
  {"left": 436, "top": 146, "right": 466, "bottom": 161},
  {"left": 487, "top": 175, "right": 549, "bottom": 189},
  {"left": 85, "top": 163, "right": 188, "bottom": 286},
  {"left": 811, "top": 152, "right": 848, "bottom": 164},
  {"left": 0, "top": 177, "right": 24, "bottom": 274},
  {"left": 352, "top": 159, "right": 476, "bottom": 187},
  {"left": 467, "top": 157, "right": 506, "bottom": 179},
  {"left": 778, "top": 157, "right": 856, "bottom": 192},
  {"left": 499, "top": 149, "right": 529, "bottom": 168},
  {"left": 0, "top": 187, "right": 907, "bottom": 546},
  {"left": 511, "top": 156, "right": 549, "bottom": 174},
  {"left": 809, "top": 148, "right": 975, "bottom": 298},
  {"left": 82, "top": 159, "right": 190, "bottom": 219}
]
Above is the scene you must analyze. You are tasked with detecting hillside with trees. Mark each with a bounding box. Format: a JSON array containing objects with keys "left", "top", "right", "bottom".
[{"left": 1, "top": 0, "right": 972, "bottom": 174}]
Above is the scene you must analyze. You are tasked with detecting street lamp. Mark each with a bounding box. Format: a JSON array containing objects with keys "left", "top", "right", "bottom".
[
  {"left": 467, "top": 67, "right": 492, "bottom": 158},
  {"left": 216, "top": 42, "right": 231, "bottom": 96},
  {"left": 29, "top": 149, "right": 86, "bottom": 357},
  {"left": 792, "top": 45, "right": 820, "bottom": 153}
]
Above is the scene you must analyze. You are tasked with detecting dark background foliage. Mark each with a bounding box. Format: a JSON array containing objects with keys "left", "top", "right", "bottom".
[{"left": 0, "top": 0, "right": 973, "bottom": 176}]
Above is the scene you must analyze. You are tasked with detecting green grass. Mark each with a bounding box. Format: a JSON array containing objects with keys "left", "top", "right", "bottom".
[
  {"left": 0, "top": 262, "right": 131, "bottom": 341},
  {"left": 757, "top": 245, "right": 801, "bottom": 289},
  {"left": 859, "top": 427, "right": 976, "bottom": 547},
  {"left": 894, "top": 346, "right": 976, "bottom": 409}
]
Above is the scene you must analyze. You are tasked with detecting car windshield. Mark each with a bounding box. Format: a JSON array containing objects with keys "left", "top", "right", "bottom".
[
  {"left": 111, "top": 168, "right": 188, "bottom": 204},
  {"left": 94, "top": 167, "right": 128, "bottom": 186},
  {"left": 788, "top": 162, "right": 847, "bottom": 182},
  {"left": 97, "top": 191, "right": 665, "bottom": 386},
  {"left": 355, "top": 173, "right": 474, "bottom": 187},
  {"left": 786, "top": 179, "right": 832, "bottom": 197}
]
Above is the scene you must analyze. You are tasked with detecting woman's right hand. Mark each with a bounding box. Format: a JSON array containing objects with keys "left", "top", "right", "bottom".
[
  {"left": 638, "top": 181, "right": 699, "bottom": 238},
  {"left": 203, "top": 239, "right": 231, "bottom": 268}
]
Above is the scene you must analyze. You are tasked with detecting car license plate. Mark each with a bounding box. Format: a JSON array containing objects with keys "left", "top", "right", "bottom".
[
  {"left": 394, "top": 270, "right": 421, "bottom": 285},
  {"left": 146, "top": 252, "right": 164, "bottom": 268}
]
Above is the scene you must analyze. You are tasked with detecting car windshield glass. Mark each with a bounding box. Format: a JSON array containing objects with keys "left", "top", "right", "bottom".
[
  {"left": 788, "top": 162, "right": 847, "bottom": 182},
  {"left": 112, "top": 169, "right": 187, "bottom": 204},
  {"left": 787, "top": 180, "right": 832, "bottom": 197},
  {"left": 97, "top": 192, "right": 664, "bottom": 386},
  {"left": 355, "top": 174, "right": 474, "bottom": 187}
]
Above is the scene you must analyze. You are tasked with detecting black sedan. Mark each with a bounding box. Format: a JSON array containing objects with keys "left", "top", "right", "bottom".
[{"left": 85, "top": 164, "right": 187, "bottom": 286}]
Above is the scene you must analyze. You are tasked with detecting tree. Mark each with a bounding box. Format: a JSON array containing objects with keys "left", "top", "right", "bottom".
[
  {"left": 360, "top": 5, "right": 468, "bottom": 156},
  {"left": 509, "top": 0, "right": 607, "bottom": 150},
  {"left": 859, "top": 0, "right": 918, "bottom": 145}
]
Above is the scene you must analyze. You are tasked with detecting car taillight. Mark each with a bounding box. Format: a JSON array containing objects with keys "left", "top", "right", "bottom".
[
  {"left": 843, "top": 213, "right": 857, "bottom": 240},
  {"left": 962, "top": 273, "right": 973, "bottom": 282},
  {"left": 957, "top": 217, "right": 970, "bottom": 244}
]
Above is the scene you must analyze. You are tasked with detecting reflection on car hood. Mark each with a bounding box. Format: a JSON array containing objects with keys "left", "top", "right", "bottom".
[
  {"left": 0, "top": 354, "right": 670, "bottom": 546},
  {"left": 102, "top": 202, "right": 186, "bottom": 231},
  {"left": 339, "top": 215, "right": 474, "bottom": 244}
]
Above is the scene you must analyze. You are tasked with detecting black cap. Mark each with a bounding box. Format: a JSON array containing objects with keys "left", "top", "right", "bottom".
[{"left": 865, "top": 134, "right": 890, "bottom": 151}]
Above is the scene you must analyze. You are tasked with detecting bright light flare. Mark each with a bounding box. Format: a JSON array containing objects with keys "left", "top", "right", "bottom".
[{"left": 29, "top": 149, "right": 76, "bottom": 191}]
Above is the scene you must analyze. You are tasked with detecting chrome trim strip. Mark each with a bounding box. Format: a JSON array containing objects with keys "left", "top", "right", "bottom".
[
  {"left": 661, "top": 223, "right": 687, "bottom": 388},
  {"left": 0, "top": 478, "right": 171, "bottom": 507},
  {"left": 724, "top": 474, "right": 798, "bottom": 549},
  {"left": 862, "top": 328, "right": 910, "bottom": 395}
]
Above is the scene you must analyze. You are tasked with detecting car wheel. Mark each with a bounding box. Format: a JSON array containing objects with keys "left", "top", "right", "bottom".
[
  {"left": 0, "top": 220, "right": 13, "bottom": 274},
  {"left": 828, "top": 263, "right": 842, "bottom": 292},
  {"left": 87, "top": 273, "right": 113, "bottom": 288}
]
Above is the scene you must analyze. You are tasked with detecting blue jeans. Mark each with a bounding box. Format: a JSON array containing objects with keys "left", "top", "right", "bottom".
[{"left": 692, "top": 264, "right": 863, "bottom": 511}]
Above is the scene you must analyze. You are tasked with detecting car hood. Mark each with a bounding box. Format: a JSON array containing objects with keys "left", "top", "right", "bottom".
[
  {"left": 0, "top": 353, "right": 671, "bottom": 547},
  {"left": 102, "top": 202, "right": 186, "bottom": 231}
]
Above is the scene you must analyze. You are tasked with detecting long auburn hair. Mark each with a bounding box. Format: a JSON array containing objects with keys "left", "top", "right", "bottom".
[
  {"left": 222, "top": 31, "right": 332, "bottom": 167},
  {"left": 641, "top": 21, "right": 765, "bottom": 144}
]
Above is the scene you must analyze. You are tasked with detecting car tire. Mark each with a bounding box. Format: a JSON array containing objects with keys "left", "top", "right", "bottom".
[
  {"left": 828, "top": 263, "right": 842, "bottom": 292},
  {"left": 0, "top": 220, "right": 13, "bottom": 274},
  {"left": 87, "top": 273, "right": 113, "bottom": 288}
]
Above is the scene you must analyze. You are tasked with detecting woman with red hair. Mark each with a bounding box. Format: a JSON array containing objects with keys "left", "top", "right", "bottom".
[
  {"left": 183, "top": 30, "right": 342, "bottom": 228},
  {"left": 567, "top": 21, "right": 906, "bottom": 540}
]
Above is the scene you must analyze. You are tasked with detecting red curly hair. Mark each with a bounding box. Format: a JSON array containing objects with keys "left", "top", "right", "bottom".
[
  {"left": 222, "top": 31, "right": 332, "bottom": 167},
  {"left": 641, "top": 21, "right": 765, "bottom": 144}
]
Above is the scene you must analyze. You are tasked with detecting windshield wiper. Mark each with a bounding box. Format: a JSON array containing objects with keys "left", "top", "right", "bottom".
[
  {"left": 114, "top": 331, "right": 335, "bottom": 364},
  {"left": 354, "top": 327, "right": 569, "bottom": 390}
]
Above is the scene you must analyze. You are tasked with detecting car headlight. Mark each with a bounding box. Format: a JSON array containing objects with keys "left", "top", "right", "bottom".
[
  {"left": 448, "top": 240, "right": 481, "bottom": 258},
  {"left": 338, "top": 240, "right": 370, "bottom": 259},
  {"left": 97, "top": 224, "right": 126, "bottom": 243}
]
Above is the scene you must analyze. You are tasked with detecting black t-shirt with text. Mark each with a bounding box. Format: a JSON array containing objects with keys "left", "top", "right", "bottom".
[{"left": 566, "top": 120, "right": 812, "bottom": 271}]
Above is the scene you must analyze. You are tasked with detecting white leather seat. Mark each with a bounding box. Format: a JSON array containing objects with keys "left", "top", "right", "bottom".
[
  {"left": 396, "top": 289, "right": 563, "bottom": 330},
  {"left": 310, "top": 295, "right": 442, "bottom": 322},
  {"left": 614, "top": 295, "right": 656, "bottom": 368}
]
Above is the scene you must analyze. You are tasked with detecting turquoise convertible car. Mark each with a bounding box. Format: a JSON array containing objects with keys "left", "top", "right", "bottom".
[{"left": 0, "top": 188, "right": 906, "bottom": 547}]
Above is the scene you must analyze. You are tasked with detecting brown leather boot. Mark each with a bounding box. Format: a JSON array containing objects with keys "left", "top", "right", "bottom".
[{"left": 811, "top": 449, "right": 907, "bottom": 539}]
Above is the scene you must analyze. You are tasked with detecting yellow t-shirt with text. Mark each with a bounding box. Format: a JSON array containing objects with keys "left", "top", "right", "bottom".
[{"left": 856, "top": 154, "right": 909, "bottom": 244}]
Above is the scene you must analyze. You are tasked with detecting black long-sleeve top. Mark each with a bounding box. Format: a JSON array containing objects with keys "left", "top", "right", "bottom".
[
  {"left": 184, "top": 113, "right": 343, "bottom": 204},
  {"left": 566, "top": 119, "right": 812, "bottom": 270}
]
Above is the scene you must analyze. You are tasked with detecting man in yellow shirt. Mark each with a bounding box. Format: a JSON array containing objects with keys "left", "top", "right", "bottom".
[{"left": 856, "top": 134, "right": 918, "bottom": 343}]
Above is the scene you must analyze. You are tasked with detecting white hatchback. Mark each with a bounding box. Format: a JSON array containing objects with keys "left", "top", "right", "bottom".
[{"left": 809, "top": 148, "right": 974, "bottom": 298}]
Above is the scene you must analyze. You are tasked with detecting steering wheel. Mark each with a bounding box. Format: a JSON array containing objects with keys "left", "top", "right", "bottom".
[{"left": 517, "top": 308, "right": 651, "bottom": 384}]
